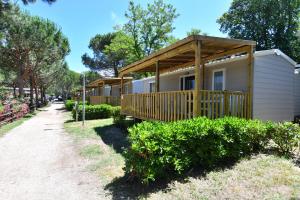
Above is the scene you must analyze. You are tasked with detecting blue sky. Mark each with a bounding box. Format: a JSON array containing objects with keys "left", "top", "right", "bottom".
[{"left": 20, "top": 0, "right": 232, "bottom": 72}]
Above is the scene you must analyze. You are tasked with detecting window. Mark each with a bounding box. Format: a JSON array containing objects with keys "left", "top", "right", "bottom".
[
  {"left": 212, "top": 69, "right": 225, "bottom": 91},
  {"left": 149, "top": 82, "right": 156, "bottom": 93},
  {"left": 124, "top": 84, "right": 129, "bottom": 94},
  {"left": 180, "top": 75, "right": 195, "bottom": 90}
]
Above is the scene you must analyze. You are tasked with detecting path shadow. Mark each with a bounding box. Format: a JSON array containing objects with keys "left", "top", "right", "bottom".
[
  {"left": 94, "top": 124, "right": 129, "bottom": 154},
  {"left": 64, "top": 119, "right": 75, "bottom": 123},
  {"left": 55, "top": 107, "right": 66, "bottom": 111},
  {"left": 104, "top": 155, "right": 248, "bottom": 199}
]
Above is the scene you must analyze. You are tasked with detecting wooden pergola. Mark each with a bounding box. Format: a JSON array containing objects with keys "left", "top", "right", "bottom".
[
  {"left": 87, "top": 77, "right": 133, "bottom": 94},
  {"left": 119, "top": 35, "right": 256, "bottom": 120},
  {"left": 87, "top": 77, "right": 133, "bottom": 106}
]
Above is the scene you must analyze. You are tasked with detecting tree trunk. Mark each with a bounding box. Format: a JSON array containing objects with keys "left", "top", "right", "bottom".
[
  {"left": 29, "top": 75, "right": 34, "bottom": 110},
  {"left": 13, "top": 86, "right": 16, "bottom": 98},
  {"left": 35, "top": 85, "right": 39, "bottom": 108},
  {"left": 113, "top": 64, "right": 119, "bottom": 77},
  {"left": 17, "top": 64, "right": 25, "bottom": 98}
]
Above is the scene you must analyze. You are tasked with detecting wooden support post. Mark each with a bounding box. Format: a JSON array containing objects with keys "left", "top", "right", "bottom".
[
  {"left": 155, "top": 61, "right": 160, "bottom": 92},
  {"left": 202, "top": 62, "right": 205, "bottom": 90},
  {"left": 155, "top": 61, "right": 160, "bottom": 119},
  {"left": 121, "top": 76, "right": 124, "bottom": 95},
  {"left": 194, "top": 40, "right": 202, "bottom": 117},
  {"left": 247, "top": 45, "right": 254, "bottom": 119},
  {"left": 98, "top": 83, "right": 101, "bottom": 96}
]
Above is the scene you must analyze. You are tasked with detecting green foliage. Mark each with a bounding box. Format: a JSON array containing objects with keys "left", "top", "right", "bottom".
[
  {"left": 124, "top": 117, "right": 300, "bottom": 183},
  {"left": 124, "top": 0, "right": 179, "bottom": 57},
  {"left": 186, "top": 28, "right": 207, "bottom": 36},
  {"left": 112, "top": 106, "right": 126, "bottom": 127},
  {"left": 65, "top": 100, "right": 76, "bottom": 111},
  {"left": 65, "top": 100, "right": 89, "bottom": 111},
  {"left": 72, "top": 104, "right": 113, "bottom": 120},
  {"left": 267, "top": 122, "right": 300, "bottom": 155},
  {"left": 217, "top": 0, "right": 300, "bottom": 62}
]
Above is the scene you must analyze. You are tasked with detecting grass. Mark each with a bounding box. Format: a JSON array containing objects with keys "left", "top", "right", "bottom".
[
  {"left": 63, "top": 112, "right": 129, "bottom": 184},
  {"left": 0, "top": 112, "right": 36, "bottom": 137},
  {"left": 80, "top": 144, "right": 103, "bottom": 158},
  {"left": 147, "top": 154, "right": 300, "bottom": 200},
  {"left": 63, "top": 112, "right": 300, "bottom": 199}
]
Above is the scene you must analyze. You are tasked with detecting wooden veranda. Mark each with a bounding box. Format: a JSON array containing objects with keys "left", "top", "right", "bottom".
[
  {"left": 87, "top": 77, "right": 132, "bottom": 106},
  {"left": 119, "top": 35, "right": 256, "bottom": 121}
]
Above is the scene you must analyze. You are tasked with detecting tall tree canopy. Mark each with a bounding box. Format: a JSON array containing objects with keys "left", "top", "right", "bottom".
[
  {"left": 124, "top": 0, "right": 179, "bottom": 58},
  {"left": 0, "top": 4, "right": 70, "bottom": 105},
  {"left": 186, "top": 28, "right": 207, "bottom": 36},
  {"left": 218, "top": 0, "right": 300, "bottom": 62},
  {"left": 82, "top": 32, "right": 121, "bottom": 76},
  {"left": 82, "top": 0, "right": 179, "bottom": 77}
]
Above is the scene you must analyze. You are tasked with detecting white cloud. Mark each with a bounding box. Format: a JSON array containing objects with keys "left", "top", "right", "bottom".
[
  {"left": 110, "top": 11, "right": 125, "bottom": 25},
  {"left": 111, "top": 11, "right": 117, "bottom": 21}
]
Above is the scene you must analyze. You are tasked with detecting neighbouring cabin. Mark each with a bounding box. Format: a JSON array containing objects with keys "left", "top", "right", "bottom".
[
  {"left": 86, "top": 77, "right": 133, "bottom": 106},
  {"left": 129, "top": 49, "right": 297, "bottom": 122},
  {"left": 119, "top": 35, "right": 256, "bottom": 121},
  {"left": 295, "top": 66, "right": 300, "bottom": 118}
]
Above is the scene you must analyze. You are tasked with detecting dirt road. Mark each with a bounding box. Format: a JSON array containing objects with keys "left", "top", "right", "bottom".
[{"left": 0, "top": 103, "right": 107, "bottom": 200}]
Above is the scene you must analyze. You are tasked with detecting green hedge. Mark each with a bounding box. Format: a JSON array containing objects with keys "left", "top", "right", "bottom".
[
  {"left": 65, "top": 100, "right": 89, "bottom": 111},
  {"left": 124, "top": 117, "right": 300, "bottom": 183},
  {"left": 65, "top": 100, "right": 76, "bottom": 111},
  {"left": 72, "top": 104, "right": 113, "bottom": 120}
]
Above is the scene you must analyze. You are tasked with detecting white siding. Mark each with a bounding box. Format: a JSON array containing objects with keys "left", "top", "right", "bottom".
[
  {"left": 294, "top": 71, "right": 300, "bottom": 116},
  {"left": 253, "top": 54, "right": 295, "bottom": 122},
  {"left": 132, "top": 79, "right": 145, "bottom": 93}
]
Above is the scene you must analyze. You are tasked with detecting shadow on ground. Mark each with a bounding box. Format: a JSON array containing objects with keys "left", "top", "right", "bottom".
[
  {"left": 91, "top": 122, "right": 242, "bottom": 199},
  {"left": 103, "top": 157, "right": 242, "bottom": 200},
  {"left": 94, "top": 124, "right": 129, "bottom": 154}
]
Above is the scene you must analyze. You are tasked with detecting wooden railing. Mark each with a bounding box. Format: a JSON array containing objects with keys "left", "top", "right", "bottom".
[
  {"left": 121, "top": 90, "right": 250, "bottom": 121},
  {"left": 90, "top": 96, "right": 120, "bottom": 106}
]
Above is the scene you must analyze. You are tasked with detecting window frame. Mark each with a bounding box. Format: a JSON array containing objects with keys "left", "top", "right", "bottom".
[
  {"left": 179, "top": 74, "right": 195, "bottom": 91},
  {"left": 212, "top": 68, "right": 226, "bottom": 91},
  {"left": 149, "top": 81, "right": 156, "bottom": 93}
]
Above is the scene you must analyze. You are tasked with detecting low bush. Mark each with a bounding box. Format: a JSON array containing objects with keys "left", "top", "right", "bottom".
[
  {"left": 267, "top": 122, "right": 300, "bottom": 155},
  {"left": 124, "top": 117, "right": 300, "bottom": 183},
  {"left": 72, "top": 104, "right": 113, "bottom": 120},
  {"left": 112, "top": 106, "right": 126, "bottom": 127},
  {"left": 65, "top": 100, "right": 75, "bottom": 111},
  {"left": 65, "top": 100, "right": 89, "bottom": 111}
]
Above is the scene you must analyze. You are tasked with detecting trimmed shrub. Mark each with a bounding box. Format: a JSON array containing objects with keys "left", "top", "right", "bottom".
[
  {"left": 65, "top": 100, "right": 89, "bottom": 111},
  {"left": 112, "top": 106, "right": 126, "bottom": 127},
  {"left": 123, "top": 117, "right": 300, "bottom": 183},
  {"left": 65, "top": 100, "right": 76, "bottom": 111},
  {"left": 267, "top": 122, "right": 300, "bottom": 155},
  {"left": 72, "top": 104, "right": 113, "bottom": 120}
]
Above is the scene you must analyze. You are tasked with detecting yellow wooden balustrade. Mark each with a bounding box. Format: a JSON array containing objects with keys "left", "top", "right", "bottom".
[
  {"left": 89, "top": 96, "right": 120, "bottom": 106},
  {"left": 121, "top": 90, "right": 249, "bottom": 121}
]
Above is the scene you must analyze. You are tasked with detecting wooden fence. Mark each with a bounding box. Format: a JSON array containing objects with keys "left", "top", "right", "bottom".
[
  {"left": 89, "top": 96, "right": 120, "bottom": 106},
  {"left": 121, "top": 90, "right": 250, "bottom": 121}
]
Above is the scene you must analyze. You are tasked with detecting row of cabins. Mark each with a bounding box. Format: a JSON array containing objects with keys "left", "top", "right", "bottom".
[{"left": 80, "top": 35, "right": 300, "bottom": 122}]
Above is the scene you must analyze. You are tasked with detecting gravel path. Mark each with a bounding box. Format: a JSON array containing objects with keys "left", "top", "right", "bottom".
[{"left": 0, "top": 103, "right": 108, "bottom": 200}]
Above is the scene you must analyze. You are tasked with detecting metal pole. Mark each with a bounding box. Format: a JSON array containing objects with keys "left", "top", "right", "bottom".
[{"left": 82, "top": 73, "right": 86, "bottom": 126}]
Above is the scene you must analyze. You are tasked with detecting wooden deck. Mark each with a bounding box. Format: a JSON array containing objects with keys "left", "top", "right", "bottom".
[
  {"left": 121, "top": 90, "right": 249, "bottom": 121},
  {"left": 90, "top": 96, "right": 120, "bottom": 106}
]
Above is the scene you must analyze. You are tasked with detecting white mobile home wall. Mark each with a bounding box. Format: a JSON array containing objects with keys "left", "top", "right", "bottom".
[
  {"left": 294, "top": 68, "right": 300, "bottom": 117},
  {"left": 253, "top": 50, "right": 296, "bottom": 122},
  {"left": 130, "top": 49, "right": 297, "bottom": 122}
]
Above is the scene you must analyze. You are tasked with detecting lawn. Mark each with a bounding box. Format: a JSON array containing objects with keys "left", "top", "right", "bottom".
[
  {"left": 63, "top": 113, "right": 128, "bottom": 184},
  {"left": 63, "top": 113, "right": 300, "bottom": 199},
  {"left": 0, "top": 112, "right": 36, "bottom": 137}
]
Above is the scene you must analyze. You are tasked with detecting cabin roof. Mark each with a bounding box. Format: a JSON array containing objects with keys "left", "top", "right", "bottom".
[
  {"left": 87, "top": 77, "right": 133, "bottom": 87},
  {"left": 119, "top": 35, "right": 256, "bottom": 76}
]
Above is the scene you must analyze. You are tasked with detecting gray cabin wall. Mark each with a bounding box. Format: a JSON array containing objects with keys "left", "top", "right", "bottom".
[
  {"left": 294, "top": 71, "right": 300, "bottom": 116},
  {"left": 253, "top": 54, "right": 295, "bottom": 122}
]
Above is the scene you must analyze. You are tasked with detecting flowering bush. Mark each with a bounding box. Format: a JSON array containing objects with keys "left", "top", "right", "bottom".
[{"left": 0, "top": 98, "right": 30, "bottom": 124}]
